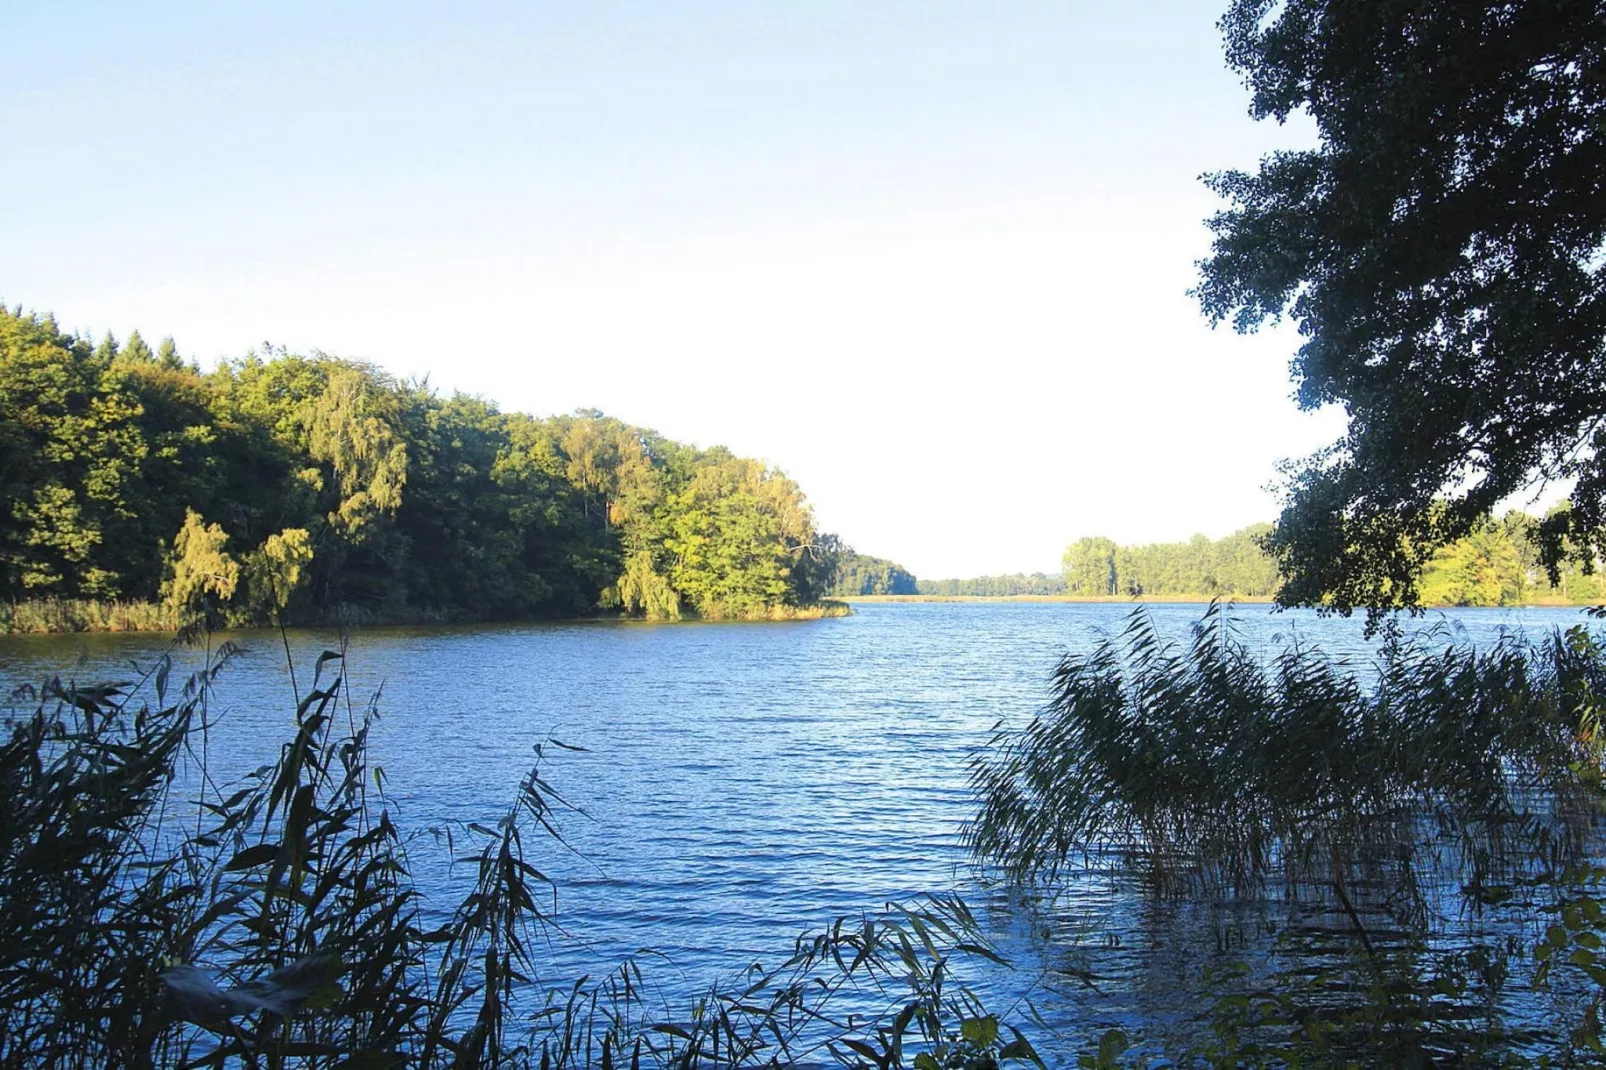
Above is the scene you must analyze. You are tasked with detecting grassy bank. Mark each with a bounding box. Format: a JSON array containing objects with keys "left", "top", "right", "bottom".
[
  {"left": 0, "top": 599, "right": 181, "bottom": 634},
  {"left": 1, "top": 598, "right": 851, "bottom": 635}
]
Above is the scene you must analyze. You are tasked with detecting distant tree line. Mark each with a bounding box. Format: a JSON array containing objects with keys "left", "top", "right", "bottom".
[
  {"left": 0, "top": 307, "right": 839, "bottom": 625},
  {"left": 1062, "top": 519, "right": 1600, "bottom": 606},
  {"left": 1063, "top": 525, "right": 1281, "bottom": 599},
  {"left": 909, "top": 520, "right": 1601, "bottom": 607},
  {"left": 917, "top": 574, "right": 1066, "bottom": 597},
  {"left": 825, "top": 542, "right": 918, "bottom": 595}
]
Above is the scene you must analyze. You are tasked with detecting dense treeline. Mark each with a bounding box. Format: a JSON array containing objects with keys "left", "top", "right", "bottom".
[
  {"left": 826, "top": 542, "right": 918, "bottom": 595},
  {"left": 911, "top": 520, "right": 1601, "bottom": 606},
  {"left": 1062, "top": 525, "right": 1280, "bottom": 599},
  {"left": 0, "top": 307, "right": 841, "bottom": 626},
  {"left": 916, "top": 573, "right": 1067, "bottom": 597},
  {"left": 1064, "top": 518, "right": 1601, "bottom": 606}
]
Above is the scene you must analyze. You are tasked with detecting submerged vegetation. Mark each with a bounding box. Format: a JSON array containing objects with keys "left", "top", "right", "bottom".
[
  {"left": 0, "top": 644, "right": 1034, "bottom": 1069},
  {"left": 0, "top": 306, "right": 843, "bottom": 631}
]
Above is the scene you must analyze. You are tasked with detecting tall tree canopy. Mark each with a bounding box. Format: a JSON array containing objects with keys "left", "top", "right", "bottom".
[
  {"left": 0, "top": 305, "right": 839, "bottom": 624},
  {"left": 828, "top": 543, "right": 919, "bottom": 596},
  {"left": 1195, "top": 0, "right": 1606, "bottom": 614}
]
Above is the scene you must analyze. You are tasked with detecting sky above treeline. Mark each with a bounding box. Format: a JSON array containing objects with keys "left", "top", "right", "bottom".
[{"left": 2, "top": 1, "right": 1348, "bottom": 579}]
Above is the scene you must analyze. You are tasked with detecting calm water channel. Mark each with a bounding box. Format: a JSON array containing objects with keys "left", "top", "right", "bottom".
[{"left": 2, "top": 602, "right": 1599, "bottom": 1060}]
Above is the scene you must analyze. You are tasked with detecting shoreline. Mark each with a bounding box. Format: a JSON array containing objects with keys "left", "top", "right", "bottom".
[
  {"left": 6, "top": 591, "right": 1596, "bottom": 635},
  {"left": 838, "top": 593, "right": 1594, "bottom": 608},
  {"left": 0, "top": 598, "right": 851, "bottom": 637}
]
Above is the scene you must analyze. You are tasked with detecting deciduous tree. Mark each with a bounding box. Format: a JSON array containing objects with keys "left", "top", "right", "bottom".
[{"left": 1196, "top": 0, "right": 1606, "bottom": 615}]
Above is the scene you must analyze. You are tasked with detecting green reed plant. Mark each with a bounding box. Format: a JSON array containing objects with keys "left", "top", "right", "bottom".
[
  {"left": 0, "top": 639, "right": 1034, "bottom": 1069},
  {"left": 968, "top": 604, "right": 1605, "bottom": 902},
  {"left": 969, "top": 604, "right": 1606, "bottom": 1067},
  {"left": 0, "top": 597, "right": 180, "bottom": 634}
]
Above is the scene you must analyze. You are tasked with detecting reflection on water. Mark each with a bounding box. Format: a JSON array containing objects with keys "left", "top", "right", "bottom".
[{"left": 1, "top": 602, "right": 1597, "bottom": 1060}]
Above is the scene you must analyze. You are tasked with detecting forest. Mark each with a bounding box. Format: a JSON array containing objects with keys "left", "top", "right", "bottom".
[
  {"left": 826, "top": 545, "right": 919, "bottom": 596},
  {"left": 916, "top": 573, "right": 1067, "bottom": 597},
  {"left": 912, "top": 521, "right": 1603, "bottom": 605},
  {"left": 9, "top": 300, "right": 1591, "bottom": 633},
  {"left": 1061, "top": 517, "right": 1601, "bottom": 605},
  {"left": 0, "top": 306, "right": 843, "bottom": 629}
]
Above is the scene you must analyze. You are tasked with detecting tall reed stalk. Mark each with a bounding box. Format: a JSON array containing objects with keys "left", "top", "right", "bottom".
[
  {"left": 968, "top": 605, "right": 1606, "bottom": 904},
  {"left": 0, "top": 640, "right": 1032, "bottom": 1069}
]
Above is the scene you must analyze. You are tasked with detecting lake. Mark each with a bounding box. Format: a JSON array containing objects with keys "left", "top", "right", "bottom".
[{"left": 2, "top": 601, "right": 1597, "bottom": 1060}]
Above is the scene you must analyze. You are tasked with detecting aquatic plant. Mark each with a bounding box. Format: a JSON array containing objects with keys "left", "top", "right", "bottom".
[
  {"left": 0, "top": 640, "right": 1030, "bottom": 1068},
  {"left": 968, "top": 604, "right": 1606, "bottom": 1065},
  {"left": 968, "top": 604, "right": 1605, "bottom": 903},
  {"left": 0, "top": 597, "right": 181, "bottom": 634}
]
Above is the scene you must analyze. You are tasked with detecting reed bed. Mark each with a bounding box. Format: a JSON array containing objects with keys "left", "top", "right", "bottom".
[
  {"left": 693, "top": 600, "right": 852, "bottom": 621},
  {"left": 967, "top": 604, "right": 1606, "bottom": 1064},
  {"left": 967, "top": 604, "right": 1606, "bottom": 904},
  {"left": 0, "top": 642, "right": 1029, "bottom": 1069},
  {"left": 1, "top": 598, "right": 180, "bottom": 634}
]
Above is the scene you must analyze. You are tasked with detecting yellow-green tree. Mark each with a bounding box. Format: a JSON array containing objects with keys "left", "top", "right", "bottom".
[
  {"left": 664, "top": 456, "right": 816, "bottom": 617},
  {"left": 242, "top": 527, "right": 314, "bottom": 620},
  {"left": 1418, "top": 523, "right": 1525, "bottom": 607},
  {"left": 303, "top": 365, "right": 408, "bottom": 541},
  {"left": 162, "top": 510, "right": 239, "bottom": 622}
]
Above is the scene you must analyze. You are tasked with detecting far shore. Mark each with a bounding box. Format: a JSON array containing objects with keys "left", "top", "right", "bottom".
[
  {"left": 840, "top": 593, "right": 1271, "bottom": 604},
  {"left": 840, "top": 593, "right": 1591, "bottom": 608}
]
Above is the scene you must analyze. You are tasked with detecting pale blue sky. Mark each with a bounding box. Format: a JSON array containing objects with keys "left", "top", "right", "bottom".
[{"left": 2, "top": 2, "right": 1343, "bottom": 578}]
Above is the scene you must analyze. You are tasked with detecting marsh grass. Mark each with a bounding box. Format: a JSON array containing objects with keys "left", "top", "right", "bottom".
[
  {"left": 692, "top": 600, "right": 853, "bottom": 622},
  {"left": 1, "top": 598, "right": 850, "bottom": 633},
  {"left": 1, "top": 598, "right": 180, "bottom": 633},
  {"left": 0, "top": 636, "right": 1030, "bottom": 1069}
]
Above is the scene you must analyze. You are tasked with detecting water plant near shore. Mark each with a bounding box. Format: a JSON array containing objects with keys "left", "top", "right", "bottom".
[
  {"left": 967, "top": 604, "right": 1606, "bottom": 1064},
  {"left": 969, "top": 605, "right": 1605, "bottom": 900},
  {"left": 0, "top": 597, "right": 181, "bottom": 634},
  {"left": 0, "top": 640, "right": 1031, "bottom": 1068}
]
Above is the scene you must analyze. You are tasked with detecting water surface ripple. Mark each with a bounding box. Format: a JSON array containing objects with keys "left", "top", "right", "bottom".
[{"left": 2, "top": 602, "right": 1596, "bottom": 1058}]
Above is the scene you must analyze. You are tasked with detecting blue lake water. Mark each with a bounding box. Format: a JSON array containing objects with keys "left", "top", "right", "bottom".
[{"left": 2, "top": 601, "right": 1598, "bottom": 1061}]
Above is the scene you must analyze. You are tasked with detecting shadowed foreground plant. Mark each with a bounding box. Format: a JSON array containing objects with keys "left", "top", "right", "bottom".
[{"left": 0, "top": 642, "right": 1034, "bottom": 1069}]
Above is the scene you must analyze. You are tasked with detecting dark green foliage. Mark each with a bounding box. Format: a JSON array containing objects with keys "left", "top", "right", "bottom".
[
  {"left": 0, "top": 650, "right": 1030, "bottom": 1068},
  {"left": 0, "top": 306, "right": 837, "bottom": 626},
  {"left": 830, "top": 541, "right": 919, "bottom": 596},
  {"left": 1194, "top": 0, "right": 1606, "bottom": 616}
]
